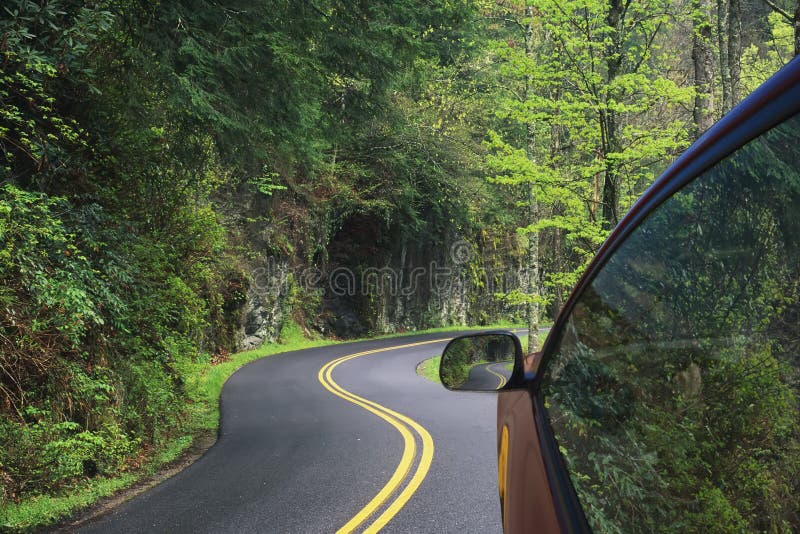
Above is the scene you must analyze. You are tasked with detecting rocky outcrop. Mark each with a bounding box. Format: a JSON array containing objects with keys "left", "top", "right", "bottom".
[
  {"left": 229, "top": 202, "right": 524, "bottom": 346},
  {"left": 238, "top": 257, "right": 292, "bottom": 350}
]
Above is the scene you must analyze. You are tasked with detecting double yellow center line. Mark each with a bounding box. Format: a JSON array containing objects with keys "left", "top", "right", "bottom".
[
  {"left": 486, "top": 364, "right": 508, "bottom": 389},
  {"left": 317, "top": 338, "right": 450, "bottom": 533}
]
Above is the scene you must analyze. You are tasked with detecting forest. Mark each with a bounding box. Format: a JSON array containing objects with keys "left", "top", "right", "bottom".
[{"left": 0, "top": 0, "right": 796, "bottom": 529}]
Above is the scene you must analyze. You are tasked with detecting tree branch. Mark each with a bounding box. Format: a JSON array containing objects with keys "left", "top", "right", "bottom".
[{"left": 760, "top": 0, "right": 793, "bottom": 22}]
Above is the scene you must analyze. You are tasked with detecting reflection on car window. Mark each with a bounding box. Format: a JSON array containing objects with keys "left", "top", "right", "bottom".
[{"left": 542, "top": 114, "right": 800, "bottom": 533}]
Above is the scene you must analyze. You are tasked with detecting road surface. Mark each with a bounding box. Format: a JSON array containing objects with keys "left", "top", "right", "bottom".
[
  {"left": 78, "top": 332, "right": 505, "bottom": 533},
  {"left": 461, "top": 362, "right": 513, "bottom": 390}
]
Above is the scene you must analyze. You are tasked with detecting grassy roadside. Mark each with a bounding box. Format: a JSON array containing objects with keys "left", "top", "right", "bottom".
[
  {"left": 417, "top": 355, "right": 443, "bottom": 383},
  {"left": 1, "top": 321, "right": 520, "bottom": 532}
]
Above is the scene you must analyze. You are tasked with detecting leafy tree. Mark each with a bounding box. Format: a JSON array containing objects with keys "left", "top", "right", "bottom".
[{"left": 479, "top": 0, "right": 691, "bottom": 335}]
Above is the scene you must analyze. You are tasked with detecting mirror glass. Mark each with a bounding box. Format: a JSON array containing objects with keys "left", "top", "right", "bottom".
[{"left": 440, "top": 333, "right": 518, "bottom": 391}]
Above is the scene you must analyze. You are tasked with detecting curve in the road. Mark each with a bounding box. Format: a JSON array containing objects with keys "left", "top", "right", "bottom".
[
  {"left": 318, "top": 339, "right": 447, "bottom": 533},
  {"left": 485, "top": 363, "right": 508, "bottom": 389}
]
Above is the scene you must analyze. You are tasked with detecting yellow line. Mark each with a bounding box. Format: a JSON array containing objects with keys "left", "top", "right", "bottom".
[
  {"left": 363, "top": 411, "right": 434, "bottom": 533},
  {"left": 486, "top": 364, "right": 507, "bottom": 389},
  {"left": 318, "top": 339, "right": 447, "bottom": 533},
  {"left": 318, "top": 361, "right": 416, "bottom": 533}
]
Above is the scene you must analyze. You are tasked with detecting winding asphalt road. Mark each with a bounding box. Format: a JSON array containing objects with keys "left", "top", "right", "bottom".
[
  {"left": 77, "top": 332, "right": 505, "bottom": 533},
  {"left": 461, "top": 362, "right": 513, "bottom": 391}
]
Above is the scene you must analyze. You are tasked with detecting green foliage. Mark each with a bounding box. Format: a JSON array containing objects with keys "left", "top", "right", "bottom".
[
  {"left": 741, "top": 12, "right": 795, "bottom": 93},
  {"left": 248, "top": 169, "right": 287, "bottom": 197},
  {"left": 0, "top": 415, "right": 135, "bottom": 497},
  {"left": 440, "top": 340, "right": 474, "bottom": 387},
  {"left": 478, "top": 0, "right": 693, "bottom": 318},
  {"left": 0, "top": 0, "right": 794, "bottom": 527},
  {"left": 0, "top": 0, "right": 112, "bottom": 187},
  {"left": 0, "top": 472, "right": 137, "bottom": 531},
  {"left": 0, "top": 0, "right": 487, "bottom": 522},
  {"left": 0, "top": 185, "right": 106, "bottom": 344}
]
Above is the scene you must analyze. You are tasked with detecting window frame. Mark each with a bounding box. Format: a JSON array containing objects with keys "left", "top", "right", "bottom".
[{"left": 528, "top": 56, "right": 800, "bottom": 533}]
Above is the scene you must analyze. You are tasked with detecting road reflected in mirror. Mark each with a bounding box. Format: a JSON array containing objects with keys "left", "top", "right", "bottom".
[{"left": 440, "top": 333, "right": 518, "bottom": 391}]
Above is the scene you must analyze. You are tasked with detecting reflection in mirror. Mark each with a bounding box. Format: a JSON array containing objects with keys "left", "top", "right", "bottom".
[{"left": 440, "top": 333, "right": 519, "bottom": 391}]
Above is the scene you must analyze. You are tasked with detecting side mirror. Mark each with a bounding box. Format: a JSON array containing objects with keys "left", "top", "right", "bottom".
[{"left": 439, "top": 331, "right": 525, "bottom": 391}]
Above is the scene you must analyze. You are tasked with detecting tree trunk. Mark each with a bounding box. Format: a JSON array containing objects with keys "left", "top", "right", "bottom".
[
  {"left": 601, "top": 159, "right": 619, "bottom": 227},
  {"left": 592, "top": 170, "right": 601, "bottom": 218},
  {"left": 526, "top": 181, "right": 540, "bottom": 354},
  {"left": 601, "top": 0, "right": 624, "bottom": 228},
  {"left": 795, "top": 0, "right": 800, "bottom": 56},
  {"left": 718, "top": 0, "right": 731, "bottom": 112},
  {"left": 549, "top": 93, "right": 564, "bottom": 321},
  {"left": 693, "top": 0, "right": 715, "bottom": 136},
  {"left": 599, "top": 107, "right": 620, "bottom": 227},
  {"left": 525, "top": 6, "right": 540, "bottom": 354},
  {"left": 727, "top": 0, "right": 742, "bottom": 106}
]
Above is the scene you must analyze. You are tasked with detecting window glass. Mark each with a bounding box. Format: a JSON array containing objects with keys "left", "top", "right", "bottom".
[{"left": 542, "top": 114, "right": 800, "bottom": 533}]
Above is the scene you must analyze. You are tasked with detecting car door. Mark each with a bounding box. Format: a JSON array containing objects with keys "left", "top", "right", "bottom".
[{"left": 516, "top": 56, "right": 800, "bottom": 533}]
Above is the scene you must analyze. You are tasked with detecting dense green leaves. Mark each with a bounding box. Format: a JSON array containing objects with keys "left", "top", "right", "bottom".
[
  {"left": 0, "top": 0, "right": 796, "bottom": 524},
  {"left": 0, "top": 0, "right": 486, "bottom": 514}
]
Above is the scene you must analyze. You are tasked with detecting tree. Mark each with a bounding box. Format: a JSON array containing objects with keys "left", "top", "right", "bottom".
[
  {"left": 481, "top": 0, "right": 691, "bottom": 341},
  {"left": 693, "top": 0, "right": 716, "bottom": 136},
  {"left": 760, "top": 0, "right": 800, "bottom": 55}
]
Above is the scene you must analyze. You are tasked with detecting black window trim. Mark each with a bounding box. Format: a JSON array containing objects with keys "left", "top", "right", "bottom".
[{"left": 530, "top": 56, "right": 800, "bottom": 533}]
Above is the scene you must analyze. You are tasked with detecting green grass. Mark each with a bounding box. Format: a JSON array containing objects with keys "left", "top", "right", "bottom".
[
  {"left": 1, "top": 321, "right": 522, "bottom": 532},
  {"left": 0, "top": 474, "right": 137, "bottom": 532},
  {"left": 154, "top": 435, "right": 195, "bottom": 465},
  {"left": 416, "top": 355, "right": 442, "bottom": 383}
]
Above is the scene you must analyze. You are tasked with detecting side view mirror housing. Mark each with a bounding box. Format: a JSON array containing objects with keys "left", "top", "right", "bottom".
[{"left": 439, "top": 331, "right": 527, "bottom": 391}]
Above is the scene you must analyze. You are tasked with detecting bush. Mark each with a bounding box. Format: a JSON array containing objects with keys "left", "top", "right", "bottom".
[{"left": 0, "top": 180, "right": 243, "bottom": 505}]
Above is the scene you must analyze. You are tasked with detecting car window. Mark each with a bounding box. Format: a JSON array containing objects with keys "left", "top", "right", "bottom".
[{"left": 540, "top": 113, "right": 800, "bottom": 533}]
